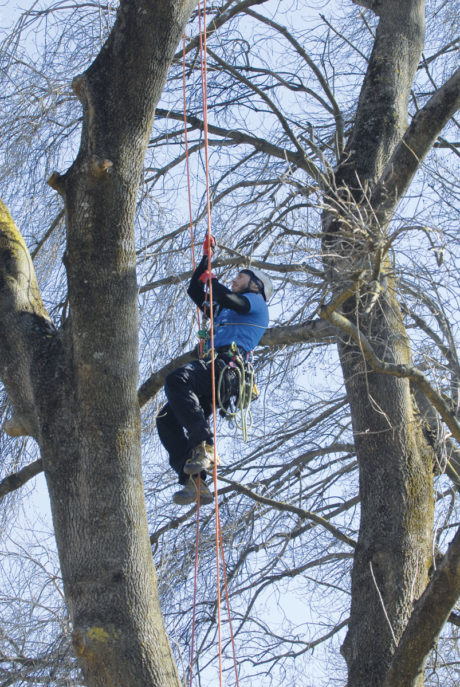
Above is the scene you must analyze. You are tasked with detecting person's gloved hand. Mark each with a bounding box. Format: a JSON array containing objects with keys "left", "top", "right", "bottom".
[
  {"left": 198, "top": 269, "right": 215, "bottom": 284},
  {"left": 202, "top": 234, "right": 216, "bottom": 256}
]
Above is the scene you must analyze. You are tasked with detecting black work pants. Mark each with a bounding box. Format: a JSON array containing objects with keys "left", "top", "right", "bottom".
[{"left": 157, "top": 358, "right": 228, "bottom": 485}]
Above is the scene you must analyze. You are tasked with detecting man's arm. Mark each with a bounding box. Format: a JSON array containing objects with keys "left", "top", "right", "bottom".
[
  {"left": 212, "top": 281, "right": 250, "bottom": 314},
  {"left": 187, "top": 256, "right": 250, "bottom": 314},
  {"left": 187, "top": 255, "right": 208, "bottom": 310}
]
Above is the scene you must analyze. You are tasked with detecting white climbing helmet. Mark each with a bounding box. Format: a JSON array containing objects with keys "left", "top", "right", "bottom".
[{"left": 243, "top": 267, "right": 273, "bottom": 301}]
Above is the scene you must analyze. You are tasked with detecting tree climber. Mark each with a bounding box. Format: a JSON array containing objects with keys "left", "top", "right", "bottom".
[{"left": 156, "top": 237, "right": 272, "bottom": 506}]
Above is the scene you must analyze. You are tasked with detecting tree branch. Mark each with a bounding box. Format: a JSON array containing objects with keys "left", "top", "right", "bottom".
[
  {"left": 412, "top": 385, "right": 460, "bottom": 491},
  {"left": 154, "top": 108, "right": 311, "bottom": 172},
  {"left": 173, "top": 0, "right": 269, "bottom": 60},
  {"left": 0, "top": 459, "right": 43, "bottom": 501},
  {"left": 385, "top": 527, "right": 460, "bottom": 687},
  {"left": 138, "top": 349, "right": 199, "bottom": 408},
  {"left": 371, "top": 68, "right": 460, "bottom": 226},
  {"left": 320, "top": 307, "right": 460, "bottom": 445},
  {"left": 2, "top": 318, "right": 335, "bottom": 487},
  {"left": 139, "top": 254, "right": 323, "bottom": 293},
  {"left": 245, "top": 8, "right": 344, "bottom": 156},
  {"left": 138, "top": 318, "right": 336, "bottom": 407},
  {"left": 206, "top": 46, "right": 324, "bottom": 183},
  {"left": 218, "top": 476, "right": 357, "bottom": 549},
  {"left": 30, "top": 210, "right": 64, "bottom": 261}
]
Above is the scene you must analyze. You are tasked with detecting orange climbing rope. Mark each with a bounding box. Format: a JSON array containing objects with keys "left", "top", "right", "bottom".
[
  {"left": 182, "top": 34, "right": 203, "bottom": 687},
  {"left": 182, "top": 2, "right": 240, "bottom": 685},
  {"left": 182, "top": 35, "right": 203, "bottom": 358}
]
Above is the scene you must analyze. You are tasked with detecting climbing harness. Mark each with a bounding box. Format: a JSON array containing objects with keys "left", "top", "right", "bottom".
[
  {"left": 198, "top": 325, "right": 259, "bottom": 441},
  {"left": 216, "top": 344, "right": 258, "bottom": 442},
  {"left": 218, "top": 356, "right": 257, "bottom": 442}
]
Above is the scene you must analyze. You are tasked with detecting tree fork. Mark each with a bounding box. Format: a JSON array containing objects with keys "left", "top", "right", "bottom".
[{"left": 321, "top": 2, "right": 436, "bottom": 686}]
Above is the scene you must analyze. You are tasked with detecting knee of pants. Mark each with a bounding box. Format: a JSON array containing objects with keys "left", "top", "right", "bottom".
[
  {"left": 156, "top": 404, "right": 176, "bottom": 430},
  {"left": 156, "top": 410, "right": 166, "bottom": 431},
  {"left": 164, "top": 368, "right": 187, "bottom": 396}
]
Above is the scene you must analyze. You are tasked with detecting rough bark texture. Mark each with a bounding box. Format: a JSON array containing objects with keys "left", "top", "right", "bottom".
[
  {"left": 322, "top": 2, "right": 439, "bottom": 686},
  {"left": 1, "top": 1, "right": 458, "bottom": 685},
  {"left": 0, "top": 1, "right": 197, "bottom": 686},
  {"left": 385, "top": 527, "right": 460, "bottom": 687},
  {"left": 371, "top": 67, "right": 460, "bottom": 227},
  {"left": 0, "top": 200, "right": 54, "bottom": 439}
]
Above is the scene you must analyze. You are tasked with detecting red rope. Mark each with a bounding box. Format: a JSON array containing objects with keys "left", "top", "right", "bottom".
[
  {"left": 183, "top": 34, "right": 204, "bottom": 687},
  {"left": 189, "top": 478, "right": 201, "bottom": 687},
  {"left": 182, "top": 34, "right": 203, "bottom": 358},
  {"left": 196, "top": 2, "right": 224, "bottom": 680},
  {"left": 217, "top": 509, "right": 241, "bottom": 687},
  {"left": 184, "top": 4, "right": 240, "bottom": 684}
]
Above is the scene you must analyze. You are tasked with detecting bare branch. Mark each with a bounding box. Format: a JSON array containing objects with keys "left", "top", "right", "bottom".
[
  {"left": 385, "top": 527, "right": 460, "bottom": 687},
  {"left": 0, "top": 459, "right": 43, "bottom": 501},
  {"left": 31, "top": 210, "right": 64, "bottom": 261},
  {"left": 206, "top": 46, "right": 324, "bottom": 183},
  {"left": 245, "top": 8, "right": 345, "bottom": 156},
  {"left": 139, "top": 255, "right": 323, "bottom": 293},
  {"left": 372, "top": 68, "right": 460, "bottom": 226},
  {"left": 138, "top": 319, "right": 336, "bottom": 407},
  {"left": 218, "top": 475, "right": 357, "bottom": 548},
  {"left": 173, "top": 0, "right": 269, "bottom": 60},
  {"left": 138, "top": 349, "right": 198, "bottom": 408},
  {"left": 320, "top": 307, "right": 460, "bottom": 445},
  {"left": 154, "top": 107, "right": 311, "bottom": 171},
  {"left": 412, "top": 386, "right": 460, "bottom": 491}
]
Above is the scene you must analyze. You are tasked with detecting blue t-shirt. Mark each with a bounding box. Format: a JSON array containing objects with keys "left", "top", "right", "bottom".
[{"left": 213, "top": 292, "right": 269, "bottom": 352}]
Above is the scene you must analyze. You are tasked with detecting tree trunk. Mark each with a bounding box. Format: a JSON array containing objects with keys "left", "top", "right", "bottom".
[
  {"left": 321, "top": 2, "right": 436, "bottom": 685},
  {"left": 338, "top": 304, "right": 434, "bottom": 687},
  {"left": 0, "top": 1, "right": 198, "bottom": 685}
]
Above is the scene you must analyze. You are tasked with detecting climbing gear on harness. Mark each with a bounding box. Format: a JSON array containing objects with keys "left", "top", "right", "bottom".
[
  {"left": 173, "top": 475, "right": 214, "bottom": 506},
  {"left": 184, "top": 441, "right": 220, "bottom": 475},
  {"left": 197, "top": 325, "right": 210, "bottom": 341},
  {"left": 196, "top": 319, "right": 211, "bottom": 356},
  {"left": 240, "top": 267, "right": 273, "bottom": 301},
  {"left": 215, "top": 343, "right": 258, "bottom": 442},
  {"left": 195, "top": 340, "right": 258, "bottom": 442}
]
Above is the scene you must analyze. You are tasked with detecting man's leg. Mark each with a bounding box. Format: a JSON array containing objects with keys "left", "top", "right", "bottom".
[
  {"left": 164, "top": 360, "right": 214, "bottom": 451},
  {"left": 163, "top": 360, "right": 219, "bottom": 489},
  {"left": 156, "top": 402, "right": 213, "bottom": 506},
  {"left": 156, "top": 403, "right": 190, "bottom": 484}
]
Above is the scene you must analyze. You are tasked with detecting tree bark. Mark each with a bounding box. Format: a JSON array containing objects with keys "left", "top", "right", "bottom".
[
  {"left": 322, "top": 2, "right": 439, "bottom": 686},
  {"left": 1, "top": 1, "right": 197, "bottom": 685},
  {"left": 0, "top": 199, "right": 54, "bottom": 439},
  {"left": 385, "top": 527, "right": 460, "bottom": 687}
]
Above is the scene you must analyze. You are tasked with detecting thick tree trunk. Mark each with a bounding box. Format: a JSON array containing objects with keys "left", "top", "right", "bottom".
[
  {"left": 385, "top": 526, "right": 460, "bottom": 687},
  {"left": 1, "top": 1, "right": 198, "bottom": 685},
  {"left": 338, "top": 301, "right": 434, "bottom": 687},
  {"left": 321, "top": 2, "right": 436, "bottom": 685}
]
